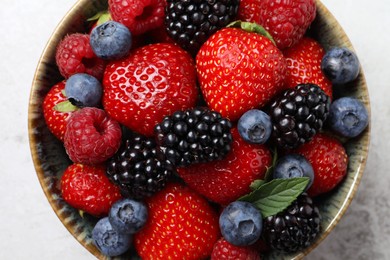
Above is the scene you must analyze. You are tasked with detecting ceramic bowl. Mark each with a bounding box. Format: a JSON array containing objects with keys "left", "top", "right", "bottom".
[{"left": 28, "top": 0, "right": 371, "bottom": 259}]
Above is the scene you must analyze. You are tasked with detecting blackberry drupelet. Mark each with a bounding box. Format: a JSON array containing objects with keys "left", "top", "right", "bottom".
[
  {"left": 165, "top": 0, "right": 239, "bottom": 55},
  {"left": 269, "top": 83, "right": 331, "bottom": 149},
  {"left": 106, "top": 133, "right": 174, "bottom": 200},
  {"left": 155, "top": 107, "right": 233, "bottom": 167},
  {"left": 263, "top": 193, "right": 322, "bottom": 253}
]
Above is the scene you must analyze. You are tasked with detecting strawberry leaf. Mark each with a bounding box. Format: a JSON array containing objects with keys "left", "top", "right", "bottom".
[
  {"left": 239, "top": 177, "right": 309, "bottom": 218},
  {"left": 227, "top": 20, "right": 276, "bottom": 45}
]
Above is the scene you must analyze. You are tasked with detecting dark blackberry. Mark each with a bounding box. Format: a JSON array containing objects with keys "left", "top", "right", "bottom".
[
  {"left": 263, "top": 193, "right": 322, "bottom": 253},
  {"left": 106, "top": 133, "right": 174, "bottom": 200},
  {"left": 269, "top": 83, "right": 331, "bottom": 149},
  {"left": 165, "top": 0, "right": 239, "bottom": 55},
  {"left": 155, "top": 107, "right": 233, "bottom": 167}
]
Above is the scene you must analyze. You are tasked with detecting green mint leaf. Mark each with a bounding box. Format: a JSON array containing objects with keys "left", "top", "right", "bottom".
[
  {"left": 264, "top": 146, "right": 278, "bottom": 182},
  {"left": 250, "top": 179, "right": 266, "bottom": 191},
  {"left": 54, "top": 100, "right": 79, "bottom": 112},
  {"left": 239, "top": 177, "right": 309, "bottom": 218},
  {"left": 227, "top": 20, "right": 276, "bottom": 45},
  {"left": 87, "top": 11, "right": 111, "bottom": 26}
]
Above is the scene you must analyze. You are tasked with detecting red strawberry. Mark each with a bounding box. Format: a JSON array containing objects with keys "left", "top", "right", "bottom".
[
  {"left": 134, "top": 182, "right": 220, "bottom": 260},
  {"left": 103, "top": 43, "right": 199, "bottom": 136},
  {"left": 177, "top": 128, "right": 272, "bottom": 205},
  {"left": 283, "top": 37, "right": 333, "bottom": 99},
  {"left": 237, "top": 0, "right": 263, "bottom": 24},
  {"left": 211, "top": 238, "right": 261, "bottom": 260},
  {"left": 196, "top": 26, "right": 286, "bottom": 122},
  {"left": 295, "top": 133, "right": 348, "bottom": 197},
  {"left": 61, "top": 163, "right": 122, "bottom": 216}
]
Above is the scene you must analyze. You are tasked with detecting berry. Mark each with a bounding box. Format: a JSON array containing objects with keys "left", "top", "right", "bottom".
[
  {"left": 237, "top": 0, "right": 262, "bottom": 24},
  {"left": 295, "top": 134, "right": 348, "bottom": 197},
  {"left": 90, "top": 21, "right": 132, "bottom": 60},
  {"left": 283, "top": 37, "right": 333, "bottom": 99},
  {"left": 61, "top": 163, "right": 122, "bottom": 216},
  {"left": 64, "top": 107, "right": 122, "bottom": 165},
  {"left": 196, "top": 26, "right": 286, "bottom": 121},
  {"left": 108, "top": 198, "right": 148, "bottom": 234},
  {"left": 103, "top": 43, "right": 199, "bottom": 136},
  {"left": 258, "top": 0, "right": 316, "bottom": 49},
  {"left": 321, "top": 47, "right": 360, "bottom": 84},
  {"left": 238, "top": 109, "right": 272, "bottom": 144},
  {"left": 134, "top": 183, "right": 220, "bottom": 260},
  {"left": 177, "top": 128, "right": 272, "bottom": 205},
  {"left": 155, "top": 107, "right": 233, "bottom": 167},
  {"left": 108, "top": 0, "right": 166, "bottom": 35},
  {"left": 65, "top": 73, "right": 102, "bottom": 107},
  {"left": 219, "top": 201, "right": 263, "bottom": 246},
  {"left": 165, "top": 0, "right": 240, "bottom": 55},
  {"left": 55, "top": 33, "right": 105, "bottom": 80},
  {"left": 106, "top": 133, "right": 174, "bottom": 199},
  {"left": 263, "top": 193, "right": 321, "bottom": 253},
  {"left": 92, "top": 217, "right": 132, "bottom": 256},
  {"left": 328, "top": 97, "right": 369, "bottom": 138},
  {"left": 211, "top": 238, "right": 261, "bottom": 260},
  {"left": 269, "top": 83, "right": 331, "bottom": 149},
  {"left": 273, "top": 154, "right": 314, "bottom": 190}
]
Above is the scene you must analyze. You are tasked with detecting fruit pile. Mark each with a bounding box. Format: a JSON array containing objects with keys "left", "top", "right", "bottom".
[{"left": 42, "top": 0, "right": 369, "bottom": 258}]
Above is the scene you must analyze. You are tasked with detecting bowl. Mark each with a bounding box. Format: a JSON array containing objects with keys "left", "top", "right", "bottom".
[{"left": 28, "top": 0, "right": 371, "bottom": 259}]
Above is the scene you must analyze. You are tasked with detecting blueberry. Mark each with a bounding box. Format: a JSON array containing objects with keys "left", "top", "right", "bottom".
[
  {"left": 109, "top": 199, "right": 148, "bottom": 234},
  {"left": 321, "top": 47, "right": 360, "bottom": 84},
  {"left": 65, "top": 73, "right": 102, "bottom": 107},
  {"left": 219, "top": 201, "right": 262, "bottom": 246},
  {"left": 238, "top": 109, "right": 272, "bottom": 144},
  {"left": 273, "top": 154, "right": 314, "bottom": 190},
  {"left": 92, "top": 217, "right": 132, "bottom": 257},
  {"left": 328, "top": 97, "right": 369, "bottom": 138},
  {"left": 90, "top": 21, "right": 132, "bottom": 60}
]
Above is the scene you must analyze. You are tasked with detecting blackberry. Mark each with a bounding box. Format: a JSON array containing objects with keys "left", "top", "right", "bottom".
[
  {"left": 106, "top": 133, "right": 174, "bottom": 200},
  {"left": 269, "top": 83, "right": 331, "bottom": 149},
  {"left": 155, "top": 107, "right": 233, "bottom": 167},
  {"left": 262, "top": 193, "right": 322, "bottom": 253},
  {"left": 165, "top": 0, "right": 239, "bottom": 55}
]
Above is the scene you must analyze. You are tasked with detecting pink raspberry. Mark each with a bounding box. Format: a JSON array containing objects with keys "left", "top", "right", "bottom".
[
  {"left": 64, "top": 107, "right": 122, "bottom": 165},
  {"left": 211, "top": 238, "right": 261, "bottom": 260}
]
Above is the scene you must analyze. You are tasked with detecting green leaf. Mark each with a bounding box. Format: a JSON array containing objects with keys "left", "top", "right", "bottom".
[
  {"left": 239, "top": 177, "right": 309, "bottom": 218},
  {"left": 264, "top": 146, "right": 278, "bottom": 182},
  {"left": 87, "top": 11, "right": 111, "bottom": 26},
  {"left": 250, "top": 179, "right": 266, "bottom": 191},
  {"left": 54, "top": 100, "right": 79, "bottom": 112},
  {"left": 227, "top": 20, "right": 276, "bottom": 45}
]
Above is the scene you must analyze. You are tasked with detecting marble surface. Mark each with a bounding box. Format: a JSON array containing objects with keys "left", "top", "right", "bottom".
[{"left": 1, "top": 0, "right": 389, "bottom": 259}]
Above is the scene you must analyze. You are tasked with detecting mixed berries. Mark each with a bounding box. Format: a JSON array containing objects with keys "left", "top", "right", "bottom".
[{"left": 41, "top": 0, "right": 369, "bottom": 258}]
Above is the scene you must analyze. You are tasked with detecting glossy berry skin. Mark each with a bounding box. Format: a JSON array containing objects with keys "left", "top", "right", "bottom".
[
  {"left": 90, "top": 21, "right": 132, "bottom": 60},
  {"left": 273, "top": 154, "right": 314, "bottom": 190},
  {"left": 65, "top": 73, "right": 102, "bottom": 107},
  {"left": 61, "top": 164, "right": 122, "bottom": 216},
  {"left": 321, "top": 47, "right": 360, "bottom": 84},
  {"left": 197, "top": 27, "right": 286, "bottom": 121},
  {"left": 103, "top": 43, "right": 198, "bottom": 136},
  {"left": 211, "top": 238, "right": 261, "bottom": 260},
  {"left": 219, "top": 201, "right": 263, "bottom": 246},
  {"left": 328, "top": 97, "right": 369, "bottom": 138},
  {"left": 109, "top": 199, "right": 148, "bottom": 234},
  {"left": 92, "top": 217, "right": 132, "bottom": 256},
  {"left": 177, "top": 128, "right": 272, "bottom": 205},
  {"left": 64, "top": 107, "right": 122, "bottom": 165},
  {"left": 238, "top": 109, "right": 272, "bottom": 144},
  {"left": 134, "top": 183, "right": 220, "bottom": 260}
]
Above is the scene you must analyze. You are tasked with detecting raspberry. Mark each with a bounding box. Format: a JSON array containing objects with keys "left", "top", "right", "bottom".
[
  {"left": 55, "top": 33, "right": 105, "bottom": 79},
  {"left": 237, "top": 0, "right": 262, "bottom": 24},
  {"left": 64, "top": 107, "right": 122, "bottom": 165},
  {"left": 211, "top": 238, "right": 260, "bottom": 260}
]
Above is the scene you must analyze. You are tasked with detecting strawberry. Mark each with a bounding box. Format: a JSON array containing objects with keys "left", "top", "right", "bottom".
[
  {"left": 283, "top": 37, "right": 333, "bottom": 99},
  {"left": 294, "top": 133, "right": 348, "bottom": 197},
  {"left": 177, "top": 128, "right": 272, "bottom": 205},
  {"left": 196, "top": 26, "right": 286, "bottom": 122},
  {"left": 211, "top": 238, "right": 261, "bottom": 260},
  {"left": 60, "top": 163, "right": 122, "bottom": 217},
  {"left": 134, "top": 182, "right": 220, "bottom": 260},
  {"left": 102, "top": 43, "right": 199, "bottom": 136}
]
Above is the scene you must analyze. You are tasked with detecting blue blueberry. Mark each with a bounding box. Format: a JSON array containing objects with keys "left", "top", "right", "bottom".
[
  {"left": 109, "top": 199, "right": 148, "bottom": 234},
  {"left": 90, "top": 21, "right": 132, "bottom": 60},
  {"left": 321, "top": 47, "right": 360, "bottom": 84},
  {"left": 328, "top": 97, "right": 369, "bottom": 138},
  {"left": 92, "top": 217, "right": 132, "bottom": 257},
  {"left": 273, "top": 154, "right": 314, "bottom": 190},
  {"left": 65, "top": 73, "right": 102, "bottom": 107},
  {"left": 238, "top": 109, "right": 272, "bottom": 144},
  {"left": 219, "top": 201, "right": 262, "bottom": 246}
]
